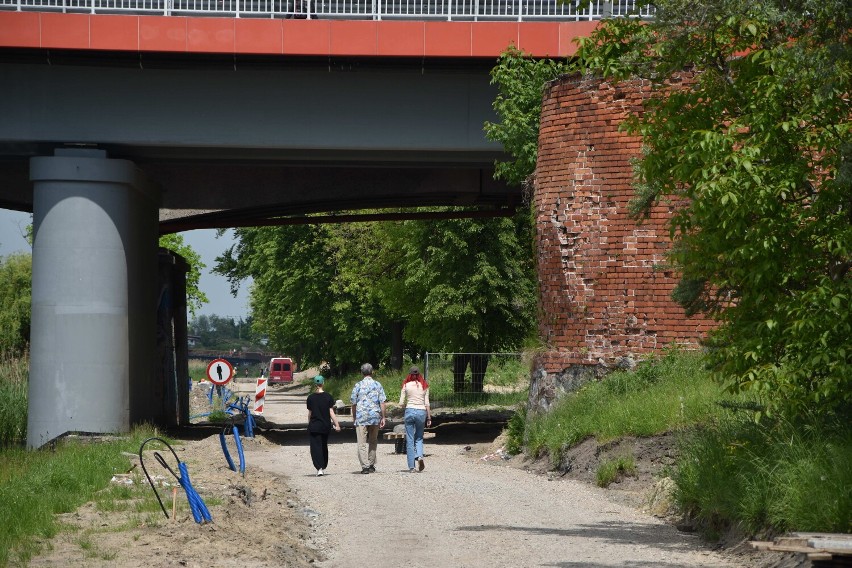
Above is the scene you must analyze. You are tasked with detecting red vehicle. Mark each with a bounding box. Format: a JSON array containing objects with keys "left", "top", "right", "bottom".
[{"left": 268, "top": 357, "right": 294, "bottom": 384}]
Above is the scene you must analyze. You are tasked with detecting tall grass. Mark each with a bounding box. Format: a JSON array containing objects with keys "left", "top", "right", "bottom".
[
  {"left": 0, "top": 353, "right": 28, "bottom": 447},
  {"left": 675, "top": 415, "right": 852, "bottom": 536},
  {"left": 0, "top": 426, "right": 166, "bottom": 566},
  {"left": 520, "top": 350, "right": 732, "bottom": 464}
]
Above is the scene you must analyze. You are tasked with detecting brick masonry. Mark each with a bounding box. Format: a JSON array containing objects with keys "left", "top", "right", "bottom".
[{"left": 530, "top": 73, "right": 715, "bottom": 409}]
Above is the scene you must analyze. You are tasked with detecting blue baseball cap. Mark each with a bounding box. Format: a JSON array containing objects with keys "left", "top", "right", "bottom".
[{"left": 314, "top": 375, "right": 325, "bottom": 385}]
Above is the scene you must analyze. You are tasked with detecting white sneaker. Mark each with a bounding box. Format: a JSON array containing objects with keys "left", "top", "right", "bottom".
[{"left": 317, "top": 469, "right": 324, "bottom": 476}]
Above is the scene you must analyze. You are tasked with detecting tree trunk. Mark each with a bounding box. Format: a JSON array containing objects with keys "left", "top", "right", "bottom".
[
  {"left": 389, "top": 321, "right": 404, "bottom": 371},
  {"left": 470, "top": 354, "right": 490, "bottom": 393},
  {"left": 452, "top": 353, "right": 470, "bottom": 393}
]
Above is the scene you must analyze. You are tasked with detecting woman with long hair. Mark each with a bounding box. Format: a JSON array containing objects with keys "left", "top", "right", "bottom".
[{"left": 398, "top": 366, "right": 432, "bottom": 472}]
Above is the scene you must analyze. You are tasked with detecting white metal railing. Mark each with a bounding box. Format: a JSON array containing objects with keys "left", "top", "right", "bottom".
[{"left": 1, "top": 0, "right": 653, "bottom": 20}]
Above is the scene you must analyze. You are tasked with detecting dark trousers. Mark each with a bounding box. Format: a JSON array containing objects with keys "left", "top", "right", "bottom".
[{"left": 309, "top": 431, "right": 330, "bottom": 470}]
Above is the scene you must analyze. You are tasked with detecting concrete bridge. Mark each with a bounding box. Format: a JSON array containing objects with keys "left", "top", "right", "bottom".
[{"left": 0, "top": 3, "right": 647, "bottom": 447}]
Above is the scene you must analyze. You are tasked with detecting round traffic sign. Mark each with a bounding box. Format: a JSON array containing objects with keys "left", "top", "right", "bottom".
[{"left": 207, "top": 358, "right": 234, "bottom": 386}]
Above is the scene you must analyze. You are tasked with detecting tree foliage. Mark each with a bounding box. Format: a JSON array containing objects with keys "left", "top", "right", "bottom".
[
  {"left": 214, "top": 223, "right": 391, "bottom": 373},
  {"left": 574, "top": 0, "right": 852, "bottom": 419},
  {"left": 484, "top": 47, "right": 568, "bottom": 186},
  {"left": 215, "top": 212, "right": 538, "bottom": 375},
  {"left": 0, "top": 253, "right": 32, "bottom": 355},
  {"left": 378, "top": 214, "right": 537, "bottom": 353},
  {"left": 159, "top": 234, "right": 209, "bottom": 318}
]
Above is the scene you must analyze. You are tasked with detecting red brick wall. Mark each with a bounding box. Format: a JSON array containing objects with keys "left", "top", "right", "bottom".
[{"left": 534, "top": 73, "right": 715, "bottom": 374}]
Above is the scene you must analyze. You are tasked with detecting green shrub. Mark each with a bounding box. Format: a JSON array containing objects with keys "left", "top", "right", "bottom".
[{"left": 504, "top": 405, "right": 527, "bottom": 455}]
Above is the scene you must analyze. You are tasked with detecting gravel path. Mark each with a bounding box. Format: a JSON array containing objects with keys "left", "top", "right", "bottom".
[{"left": 246, "top": 424, "right": 738, "bottom": 568}]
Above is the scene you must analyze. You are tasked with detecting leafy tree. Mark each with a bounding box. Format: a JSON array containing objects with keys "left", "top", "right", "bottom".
[
  {"left": 159, "top": 234, "right": 209, "bottom": 318},
  {"left": 574, "top": 0, "right": 851, "bottom": 419},
  {"left": 378, "top": 213, "right": 538, "bottom": 391},
  {"left": 484, "top": 47, "right": 568, "bottom": 187},
  {"left": 0, "top": 253, "right": 32, "bottom": 354},
  {"left": 215, "top": 223, "right": 391, "bottom": 374}
]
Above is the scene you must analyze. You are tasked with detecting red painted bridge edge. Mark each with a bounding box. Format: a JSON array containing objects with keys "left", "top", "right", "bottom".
[{"left": 0, "top": 11, "right": 597, "bottom": 57}]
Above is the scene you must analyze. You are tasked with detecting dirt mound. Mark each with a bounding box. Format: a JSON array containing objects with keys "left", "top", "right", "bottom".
[{"left": 27, "top": 434, "right": 322, "bottom": 567}]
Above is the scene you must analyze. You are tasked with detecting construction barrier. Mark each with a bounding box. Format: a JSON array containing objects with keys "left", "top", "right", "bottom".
[{"left": 254, "top": 377, "right": 268, "bottom": 414}]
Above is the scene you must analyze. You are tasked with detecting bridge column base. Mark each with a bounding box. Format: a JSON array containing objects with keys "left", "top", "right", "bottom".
[{"left": 27, "top": 148, "right": 159, "bottom": 449}]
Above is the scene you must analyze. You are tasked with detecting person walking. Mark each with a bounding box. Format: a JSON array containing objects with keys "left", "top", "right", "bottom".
[
  {"left": 350, "top": 363, "right": 387, "bottom": 474},
  {"left": 307, "top": 375, "right": 341, "bottom": 476},
  {"left": 399, "top": 365, "right": 432, "bottom": 473}
]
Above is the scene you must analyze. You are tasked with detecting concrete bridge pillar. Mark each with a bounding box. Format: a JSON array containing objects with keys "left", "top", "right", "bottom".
[{"left": 27, "top": 148, "right": 159, "bottom": 448}]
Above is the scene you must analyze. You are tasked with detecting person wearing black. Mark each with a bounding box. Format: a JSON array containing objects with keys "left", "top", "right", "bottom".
[{"left": 306, "top": 375, "right": 341, "bottom": 476}]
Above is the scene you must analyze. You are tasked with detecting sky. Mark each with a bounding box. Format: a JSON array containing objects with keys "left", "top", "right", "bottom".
[{"left": 0, "top": 208, "right": 252, "bottom": 320}]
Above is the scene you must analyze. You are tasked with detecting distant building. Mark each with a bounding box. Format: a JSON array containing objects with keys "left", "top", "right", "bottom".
[{"left": 187, "top": 335, "right": 201, "bottom": 348}]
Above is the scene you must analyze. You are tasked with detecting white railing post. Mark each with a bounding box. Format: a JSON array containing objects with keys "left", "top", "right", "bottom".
[
  {"left": 236, "top": 0, "right": 240, "bottom": 18},
  {"left": 306, "top": 0, "right": 311, "bottom": 18},
  {"left": 517, "top": 0, "right": 521, "bottom": 22},
  {"left": 447, "top": 0, "right": 452, "bottom": 21}
]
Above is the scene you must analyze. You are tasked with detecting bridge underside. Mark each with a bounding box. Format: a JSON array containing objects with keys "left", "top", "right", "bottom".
[
  {"left": 0, "top": 51, "right": 518, "bottom": 231},
  {"left": 0, "top": 47, "right": 521, "bottom": 447}
]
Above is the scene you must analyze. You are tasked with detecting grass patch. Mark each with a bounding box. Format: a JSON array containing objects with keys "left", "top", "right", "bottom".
[
  {"left": 675, "top": 415, "right": 852, "bottom": 536},
  {"left": 0, "top": 425, "right": 168, "bottom": 566},
  {"left": 596, "top": 455, "right": 636, "bottom": 487},
  {"left": 519, "top": 350, "right": 734, "bottom": 462},
  {"left": 0, "top": 353, "right": 28, "bottom": 448}
]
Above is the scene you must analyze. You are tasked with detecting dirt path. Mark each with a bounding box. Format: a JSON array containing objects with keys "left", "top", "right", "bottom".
[
  {"left": 244, "top": 427, "right": 741, "bottom": 568},
  {"left": 224, "top": 377, "right": 742, "bottom": 568},
  {"left": 24, "top": 377, "right": 778, "bottom": 567}
]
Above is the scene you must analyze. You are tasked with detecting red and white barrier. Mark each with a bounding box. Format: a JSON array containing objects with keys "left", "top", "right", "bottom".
[{"left": 254, "top": 377, "right": 268, "bottom": 414}]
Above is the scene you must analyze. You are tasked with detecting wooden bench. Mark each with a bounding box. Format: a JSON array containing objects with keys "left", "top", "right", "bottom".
[{"left": 383, "top": 431, "right": 436, "bottom": 454}]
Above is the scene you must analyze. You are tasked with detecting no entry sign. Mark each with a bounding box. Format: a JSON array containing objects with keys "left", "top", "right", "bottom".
[{"left": 207, "top": 358, "right": 234, "bottom": 386}]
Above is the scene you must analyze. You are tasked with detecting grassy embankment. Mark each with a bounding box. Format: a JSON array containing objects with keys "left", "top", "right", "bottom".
[
  {"left": 0, "top": 355, "right": 186, "bottom": 567},
  {"left": 509, "top": 349, "right": 851, "bottom": 537}
]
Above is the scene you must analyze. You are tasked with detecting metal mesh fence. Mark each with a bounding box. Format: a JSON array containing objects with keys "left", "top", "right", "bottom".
[{"left": 424, "top": 352, "right": 528, "bottom": 408}]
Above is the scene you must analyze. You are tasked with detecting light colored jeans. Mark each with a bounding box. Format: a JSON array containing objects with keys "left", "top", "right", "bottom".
[
  {"left": 355, "top": 424, "right": 380, "bottom": 469},
  {"left": 404, "top": 408, "right": 426, "bottom": 470}
]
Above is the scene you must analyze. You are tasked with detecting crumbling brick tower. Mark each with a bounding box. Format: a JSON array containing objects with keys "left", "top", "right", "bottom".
[{"left": 530, "top": 73, "right": 715, "bottom": 410}]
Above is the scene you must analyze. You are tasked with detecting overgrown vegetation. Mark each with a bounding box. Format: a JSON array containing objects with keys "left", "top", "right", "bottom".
[
  {"left": 506, "top": 350, "right": 852, "bottom": 535},
  {"left": 0, "top": 425, "right": 169, "bottom": 566},
  {"left": 0, "top": 353, "right": 27, "bottom": 448},
  {"left": 676, "top": 415, "right": 852, "bottom": 537},
  {"left": 519, "top": 351, "right": 729, "bottom": 463}
]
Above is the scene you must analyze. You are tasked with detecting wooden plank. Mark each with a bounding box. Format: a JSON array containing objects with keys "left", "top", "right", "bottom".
[
  {"left": 383, "top": 432, "right": 436, "bottom": 440},
  {"left": 750, "top": 541, "right": 777, "bottom": 551}
]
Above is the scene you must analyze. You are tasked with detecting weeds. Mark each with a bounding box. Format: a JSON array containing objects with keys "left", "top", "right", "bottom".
[
  {"left": 596, "top": 455, "right": 637, "bottom": 487},
  {"left": 0, "top": 352, "right": 28, "bottom": 448}
]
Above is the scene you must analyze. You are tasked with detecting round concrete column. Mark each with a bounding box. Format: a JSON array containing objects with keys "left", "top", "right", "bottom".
[{"left": 27, "top": 148, "right": 158, "bottom": 448}]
